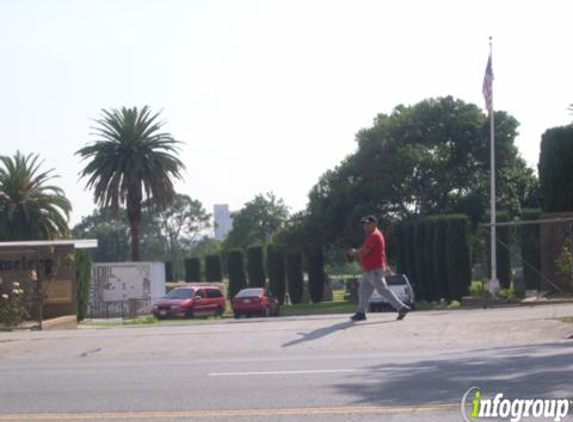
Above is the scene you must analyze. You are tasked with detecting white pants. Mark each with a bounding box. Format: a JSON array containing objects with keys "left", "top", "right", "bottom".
[{"left": 357, "top": 268, "right": 406, "bottom": 313}]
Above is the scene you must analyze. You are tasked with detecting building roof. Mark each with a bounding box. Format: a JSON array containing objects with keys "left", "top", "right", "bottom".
[{"left": 0, "top": 239, "right": 98, "bottom": 249}]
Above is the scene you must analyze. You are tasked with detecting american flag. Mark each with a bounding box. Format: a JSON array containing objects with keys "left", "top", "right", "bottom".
[{"left": 482, "top": 54, "right": 493, "bottom": 113}]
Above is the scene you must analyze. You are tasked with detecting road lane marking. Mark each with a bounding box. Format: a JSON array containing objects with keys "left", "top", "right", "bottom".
[
  {"left": 209, "top": 366, "right": 435, "bottom": 376},
  {"left": 0, "top": 404, "right": 459, "bottom": 420}
]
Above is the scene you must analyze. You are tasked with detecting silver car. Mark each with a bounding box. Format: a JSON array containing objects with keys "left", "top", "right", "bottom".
[{"left": 368, "top": 274, "right": 415, "bottom": 312}]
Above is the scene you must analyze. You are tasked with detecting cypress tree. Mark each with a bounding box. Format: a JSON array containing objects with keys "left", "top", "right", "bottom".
[
  {"left": 306, "top": 247, "right": 325, "bottom": 303},
  {"left": 286, "top": 252, "right": 304, "bottom": 304},
  {"left": 227, "top": 250, "right": 246, "bottom": 298},
  {"left": 185, "top": 257, "right": 201, "bottom": 282},
  {"left": 445, "top": 215, "right": 471, "bottom": 300},
  {"left": 247, "top": 246, "right": 266, "bottom": 288},
  {"left": 205, "top": 254, "right": 223, "bottom": 282}
]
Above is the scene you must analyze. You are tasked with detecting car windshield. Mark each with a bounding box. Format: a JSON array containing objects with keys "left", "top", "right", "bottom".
[
  {"left": 387, "top": 276, "right": 407, "bottom": 286},
  {"left": 236, "top": 288, "right": 263, "bottom": 298},
  {"left": 165, "top": 288, "right": 194, "bottom": 299}
]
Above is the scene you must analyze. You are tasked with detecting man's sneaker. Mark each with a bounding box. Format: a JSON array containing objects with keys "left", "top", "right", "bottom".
[
  {"left": 350, "top": 312, "right": 367, "bottom": 322},
  {"left": 396, "top": 306, "right": 410, "bottom": 321}
]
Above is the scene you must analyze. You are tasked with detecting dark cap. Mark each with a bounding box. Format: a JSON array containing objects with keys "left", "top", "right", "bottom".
[{"left": 360, "top": 215, "right": 378, "bottom": 224}]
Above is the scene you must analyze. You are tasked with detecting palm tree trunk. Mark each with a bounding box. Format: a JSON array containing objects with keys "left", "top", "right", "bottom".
[{"left": 127, "top": 189, "right": 142, "bottom": 262}]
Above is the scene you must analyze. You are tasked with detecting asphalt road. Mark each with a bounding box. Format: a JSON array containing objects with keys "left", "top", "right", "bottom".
[{"left": 1, "top": 304, "right": 573, "bottom": 421}]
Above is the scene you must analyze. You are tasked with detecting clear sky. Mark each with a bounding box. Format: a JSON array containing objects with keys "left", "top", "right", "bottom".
[{"left": 1, "top": 0, "right": 572, "bottom": 226}]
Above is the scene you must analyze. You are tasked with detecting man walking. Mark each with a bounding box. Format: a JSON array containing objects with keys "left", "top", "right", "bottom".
[{"left": 347, "top": 215, "right": 411, "bottom": 322}]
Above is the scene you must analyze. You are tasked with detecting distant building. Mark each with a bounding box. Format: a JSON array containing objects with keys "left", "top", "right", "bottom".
[{"left": 214, "top": 204, "right": 233, "bottom": 240}]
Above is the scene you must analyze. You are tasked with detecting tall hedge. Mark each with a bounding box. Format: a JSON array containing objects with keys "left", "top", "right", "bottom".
[
  {"left": 227, "top": 250, "right": 246, "bottom": 298},
  {"left": 414, "top": 220, "right": 429, "bottom": 301},
  {"left": 404, "top": 221, "right": 418, "bottom": 287},
  {"left": 247, "top": 246, "right": 266, "bottom": 288},
  {"left": 185, "top": 258, "right": 201, "bottom": 282},
  {"left": 306, "top": 248, "right": 325, "bottom": 303},
  {"left": 423, "top": 218, "right": 438, "bottom": 301},
  {"left": 520, "top": 208, "right": 541, "bottom": 290},
  {"left": 432, "top": 216, "right": 449, "bottom": 300},
  {"left": 205, "top": 254, "right": 223, "bottom": 282},
  {"left": 75, "top": 250, "right": 91, "bottom": 322},
  {"left": 538, "top": 125, "right": 573, "bottom": 212},
  {"left": 267, "top": 245, "right": 286, "bottom": 304},
  {"left": 395, "top": 223, "right": 407, "bottom": 275},
  {"left": 445, "top": 215, "right": 471, "bottom": 300},
  {"left": 165, "top": 261, "right": 174, "bottom": 282},
  {"left": 286, "top": 252, "right": 304, "bottom": 304}
]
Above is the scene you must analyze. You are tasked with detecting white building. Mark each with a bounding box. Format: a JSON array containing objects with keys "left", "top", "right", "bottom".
[{"left": 214, "top": 204, "right": 233, "bottom": 240}]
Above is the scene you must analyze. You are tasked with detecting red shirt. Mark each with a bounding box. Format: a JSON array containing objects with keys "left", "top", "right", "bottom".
[{"left": 360, "top": 228, "right": 386, "bottom": 272}]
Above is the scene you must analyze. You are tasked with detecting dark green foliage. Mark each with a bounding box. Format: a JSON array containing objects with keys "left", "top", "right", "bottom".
[
  {"left": 75, "top": 250, "right": 92, "bottom": 322},
  {"left": 445, "top": 215, "right": 471, "bottom": 300},
  {"left": 165, "top": 261, "right": 174, "bottom": 282},
  {"left": 205, "top": 255, "right": 223, "bottom": 282},
  {"left": 414, "top": 220, "right": 429, "bottom": 301},
  {"left": 520, "top": 209, "right": 541, "bottom": 290},
  {"left": 432, "top": 216, "right": 449, "bottom": 300},
  {"left": 227, "top": 250, "right": 247, "bottom": 299},
  {"left": 404, "top": 221, "right": 418, "bottom": 287},
  {"left": 423, "top": 218, "right": 437, "bottom": 301},
  {"left": 539, "top": 125, "right": 573, "bottom": 212},
  {"left": 247, "top": 246, "right": 266, "bottom": 288},
  {"left": 306, "top": 248, "right": 325, "bottom": 303},
  {"left": 286, "top": 252, "right": 304, "bottom": 304},
  {"left": 185, "top": 258, "right": 201, "bottom": 281},
  {"left": 394, "top": 224, "right": 406, "bottom": 275},
  {"left": 267, "top": 245, "right": 286, "bottom": 304}
]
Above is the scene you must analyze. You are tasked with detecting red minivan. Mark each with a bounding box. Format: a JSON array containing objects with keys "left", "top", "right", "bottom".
[
  {"left": 231, "top": 288, "right": 280, "bottom": 318},
  {"left": 152, "top": 284, "right": 225, "bottom": 319}
]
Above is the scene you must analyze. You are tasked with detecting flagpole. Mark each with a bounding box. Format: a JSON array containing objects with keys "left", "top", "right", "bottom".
[{"left": 488, "top": 37, "right": 497, "bottom": 291}]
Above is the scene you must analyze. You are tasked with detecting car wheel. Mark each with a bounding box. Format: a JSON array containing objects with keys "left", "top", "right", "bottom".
[
  {"left": 233, "top": 311, "right": 240, "bottom": 319},
  {"left": 185, "top": 308, "right": 194, "bottom": 318},
  {"left": 273, "top": 306, "right": 280, "bottom": 317},
  {"left": 215, "top": 306, "right": 224, "bottom": 317}
]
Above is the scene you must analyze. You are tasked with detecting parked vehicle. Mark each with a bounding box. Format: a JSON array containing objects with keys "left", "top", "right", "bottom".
[
  {"left": 368, "top": 274, "right": 415, "bottom": 312},
  {"left": 231, "top": 288, "right": 280, "bottom": 318},
  {"left": 152, "top": 284, "right": 225, "bottom": 319}
]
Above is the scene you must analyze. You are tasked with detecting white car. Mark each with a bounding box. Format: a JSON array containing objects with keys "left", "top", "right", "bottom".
[{"left": 369, "top": 274, "right": 415, "bottom": 312}]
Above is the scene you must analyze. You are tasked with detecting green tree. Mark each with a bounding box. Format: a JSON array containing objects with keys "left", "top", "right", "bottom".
[
  {"left": 224, "top": 193, "right": 289, "bottom": 249},
  {"left": 76, "top": 106, "right": 185, "bottom": 261},
  {"left": 0, "top": 152, "right": 71, "bottom": 240},
  {"left": 305, "top": 97, "right": 538, "bottom": 246},
  {"left": 72, "top": 208, "right": 131, "bottom": 262},
  {"left": 145, "top": 194, "right": 211, "bottom": 280}
]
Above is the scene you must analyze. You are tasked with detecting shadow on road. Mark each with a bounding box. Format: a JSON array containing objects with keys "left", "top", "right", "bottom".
[
  {"left": 332, "top": 341, "right": 573, "bottom": 406},
  {"left": 282, "top": 320, "right": 393, "bottom": 348}
]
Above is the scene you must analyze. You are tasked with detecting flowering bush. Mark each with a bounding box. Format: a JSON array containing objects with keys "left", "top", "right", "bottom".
[{"left": 0, "top": 281, "right": 30, "bottom": 327}]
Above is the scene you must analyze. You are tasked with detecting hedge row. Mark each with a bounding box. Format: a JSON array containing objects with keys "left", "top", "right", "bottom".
[
  {"left": 398, "top": 215, "right": 471, "bottom": 301},
  {"left": 182, "top": 246, "right": 324, "bottom": 304}
]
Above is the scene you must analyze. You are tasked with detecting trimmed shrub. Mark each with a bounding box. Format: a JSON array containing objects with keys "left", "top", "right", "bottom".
[
  {"left": 395, "top": 223, "right": 407, "bottom": 275},
  {"left": 432, "top": 216, "right": 449, "bottom": 300},
  {"left": 404, "top": 220, "right": 418, "bottom": 287},
  {"left": 445, "top": 215, "right": 471, "bottom": 300},
  {"left": 205, "top": 255, "right": 223, "bottom": 282},
  {"left": 185, "top": 258, "right": 201, "bottom": 282},
  {"left": 538, "top": 125, "right": 573, "bottom": 212},
  {"left": 75, "top": 250, "right": 92, "bottom": 322},
  {"left": 306, "top": 248, "right": 325, "bottom": 303},
  {"left": 247, "top": 246, "right": 266, "bottom": 288},
  {"left": 520, "top": 208, "right": 541, "bottom": 290},
  {"left": 414, "top": 220, "right": 429, "bottom": 301},
  {"left": 423, "top": 218, "right": 438, "bottom": 301},
  {"left": 267, "top": 245, "right": 286, "bottom": 304},
  {"left": 286, "top": 252, "right": 304, "bottom": 304},
  {"left": 165, "top": 261, "right": 174, "bottom": 282},
  {"left": 227, "top": 250, "right": 246, "bottom": 299}
]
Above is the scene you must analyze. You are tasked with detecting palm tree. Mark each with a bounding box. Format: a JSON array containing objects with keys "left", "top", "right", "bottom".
[
  {"left": 0, "top": 152, "right": 71, "bottom": 240},
  {"left": 76, "top": 106, "right": 185, "bottom": 261}
]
